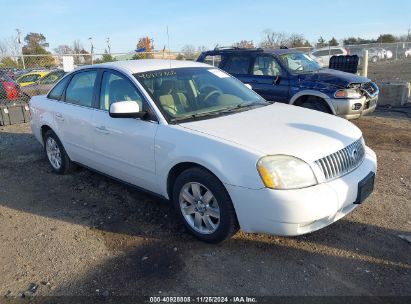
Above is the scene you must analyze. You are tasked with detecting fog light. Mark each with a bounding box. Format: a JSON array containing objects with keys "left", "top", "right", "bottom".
[{"left": 352, "top": 103, "right": 362, "bottom": 110}]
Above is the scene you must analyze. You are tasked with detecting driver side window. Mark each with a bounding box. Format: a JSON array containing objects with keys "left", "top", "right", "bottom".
[
  {"left": 99, "top": 71, "right": 145, "bottom": 111},
  {"left": 253, "top": 56, "right": 281, "bottom": 76}
]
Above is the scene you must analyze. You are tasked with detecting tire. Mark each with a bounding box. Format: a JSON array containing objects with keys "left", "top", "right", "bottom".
[
  {"left": 172, "top": 167, "right": 239, "bottom": 243},
  {"left": 371, "top": 56, "right": 378, "bottom": 63},
  {"left": 300, "top": 97, "right": 332, "bottom": 114},
  {"left": 43, "top": 130, "right": 74, "bottom": 174}
]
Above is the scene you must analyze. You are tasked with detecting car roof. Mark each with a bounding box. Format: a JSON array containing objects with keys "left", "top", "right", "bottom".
[
  {"left": 84, "top": 59, "right": 211, "bottom": 74},
  {"left": 204, "top": 48, "right": 301, "bottom": 56},
  {"left": 313, "top": 46, "right": 345, "bottom": 51}
]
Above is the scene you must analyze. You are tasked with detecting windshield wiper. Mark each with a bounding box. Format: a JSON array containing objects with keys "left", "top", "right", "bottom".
[
  {"left": 169, "top": 111, "right": 223, "bottom": 123},
  {"left": 218, "top": 101, "right": 268, "bottom": 113},
  {"left": 169, "top": 101, "right": 268, "bottom": 123}
]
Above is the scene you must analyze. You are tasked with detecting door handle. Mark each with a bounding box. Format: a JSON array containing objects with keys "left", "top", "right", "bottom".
[
  {"left": 55, "top": 113, "right": 64, "bottom": 121},
  {"left": 95, "top": 126, "right": 110, "bottom": 134}
]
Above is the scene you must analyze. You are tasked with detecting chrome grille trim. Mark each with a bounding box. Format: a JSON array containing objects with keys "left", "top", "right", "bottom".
[{"left": 315, "top": 138, "right": 365, "bottom": 181}]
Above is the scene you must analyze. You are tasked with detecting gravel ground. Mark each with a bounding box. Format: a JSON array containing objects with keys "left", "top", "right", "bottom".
[
  {"left": 368, "top": 59, "right": 411, "bottom": 83},
  {"left": 0, "top": 111, "right": 410, "bottom": 299}
]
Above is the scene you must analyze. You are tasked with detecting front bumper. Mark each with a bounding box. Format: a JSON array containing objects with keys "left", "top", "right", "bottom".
[
  {"left": 327, "top": 95, "right": 378, "bottom": 119},
  {"left": 226, "top": 147, "right": 377, "bottom": 236}
]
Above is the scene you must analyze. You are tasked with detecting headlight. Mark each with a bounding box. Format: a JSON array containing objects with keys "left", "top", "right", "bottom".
[
  {"left": 256, "top": 155, "right": 317, "bottom": 189},
  {"left": 334, "top": 89, "right": 362, "bottom": 99}
]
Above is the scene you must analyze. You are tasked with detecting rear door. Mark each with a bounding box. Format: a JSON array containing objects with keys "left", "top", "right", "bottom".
[
  {"left": 248, "top": 54, "right": 289, "bottom": 102},
  {"left": 91, "top": 69, "right": 159, "bottom": 193},
  {"left": 220, "top": 53, "right": 255, "bottom": 84},
  {"left": 55, "top": 69, "right": 99, "bottom": 165}
]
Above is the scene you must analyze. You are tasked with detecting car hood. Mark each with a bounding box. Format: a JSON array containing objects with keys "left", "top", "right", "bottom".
[
  {"left": 298, "top": 69, "right": 370, "bottom": 88},
  {"left": 180, "top": 103, "right": 362, "bottom": 163}
]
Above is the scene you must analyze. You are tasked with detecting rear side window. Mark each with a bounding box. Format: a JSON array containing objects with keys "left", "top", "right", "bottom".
[
  {"left": 331, "top": 49, "right": 343, "bottom": 55},
  {"left": 313, "top": 50, "right": 329, "bottom": 57},
  {"left": 203, "top": 55, "right": 222, "bottom": 67},
  {"left": 222, "top": 55, "right": 251, "bottom": 75},
  {"left": 48, "top": 76, "right": 70, "bottom": 100},
  {"left": 65, "top": 71, "right": 97, "bottom": 107}
]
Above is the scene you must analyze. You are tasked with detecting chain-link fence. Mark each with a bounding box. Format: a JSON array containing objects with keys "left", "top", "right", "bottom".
[
  {"left": 0, "top": 51, "right": 181, "bottom": 102},
  {"left": 1, "top": 42, "right": 410, "bottom": 103}
]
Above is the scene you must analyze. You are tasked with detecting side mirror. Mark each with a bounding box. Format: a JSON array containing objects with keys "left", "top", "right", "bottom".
[{"left": 109, "top": 101, "right": 144, "bottom": 118}]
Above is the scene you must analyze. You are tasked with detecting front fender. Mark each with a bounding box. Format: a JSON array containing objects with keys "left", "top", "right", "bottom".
[
  {"left": 289, "top": 90, "right": 336, "bottom": 114},
  {"left": 154, "top": 124, "right": 264, "bottom": 199}
]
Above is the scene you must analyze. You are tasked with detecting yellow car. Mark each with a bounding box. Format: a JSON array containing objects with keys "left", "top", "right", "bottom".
[{"left": 16, "top": 71, "right": 49, "bottom": 87}]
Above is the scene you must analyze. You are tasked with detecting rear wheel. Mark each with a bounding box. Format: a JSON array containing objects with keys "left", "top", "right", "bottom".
[
  {"left": 43, "top": 130, "right": 74, "bottom": 174},
  {"left": 371, "top": 56, "right": 378, "bottom": 63},
  {"left": 300, "top": 97, "right": 332, "bottom": 114},
  {"left": 172, "top": 167, "right": 239, "bottom": 243}
]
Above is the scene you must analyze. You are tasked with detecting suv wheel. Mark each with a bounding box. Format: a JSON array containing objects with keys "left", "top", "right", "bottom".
[
  {"left": 300, "top": 97, "right": 332, "bottom": 114},
  {"left": 172, "top": 167, "right": 239, "bottom": 243},
  {"left": 43, "top": 130, "right": 74, "bottom": 174}
]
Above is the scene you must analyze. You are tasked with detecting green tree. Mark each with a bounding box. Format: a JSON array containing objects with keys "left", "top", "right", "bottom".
[
  {"left": 329, "top": 37, "right": 339, "bottom": 46},
  {"left": 317, "top": 36, "right": 327, "bottom": 48},
  {"left": 377, "top": 34, "right": 396, "bottom": 43},
  {"left": 22, "top": 32, "right": 55, "bottom": 68},
  {"left": 95, "top": 50, "right": 115, "bottom": 63},
  {"left": 176, "top": 53, "right": 184, "bottom": 60},
  {"left": 343, "top": 37, "right": 376, "bottom": 45}
]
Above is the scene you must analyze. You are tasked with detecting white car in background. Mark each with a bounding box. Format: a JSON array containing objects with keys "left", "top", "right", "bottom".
[
  {"left": 309, "top": 47, "right": 348, "bottom": 67},
  {"left": 29, "top": 60, "right": 377, "bottom": 243}
]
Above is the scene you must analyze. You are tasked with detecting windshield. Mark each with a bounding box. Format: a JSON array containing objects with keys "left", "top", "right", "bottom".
[
  {"left": 17, "top": 74, "right": 41, "bottom": 83},
  {"left": 135, "top": 67, "right": 266, "bottom": 122},
  {"left": 279, "top": 53, "right": 320, "bottom": 74}
]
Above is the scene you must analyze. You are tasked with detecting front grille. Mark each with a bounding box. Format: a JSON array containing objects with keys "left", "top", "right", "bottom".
[
  {"left": 361, "top": 82, "right": 378, "bottom": 96},
  {"left": 315, "top": 138, "right": 365, "bottom": 181}
]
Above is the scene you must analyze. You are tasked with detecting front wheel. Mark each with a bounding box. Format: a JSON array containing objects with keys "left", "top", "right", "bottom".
[
  {"left": 172, "top": 167, "right": 239, "bottom": 243},
  {"left": 300, "top": 97, "right": 332, "bottom": 114}
]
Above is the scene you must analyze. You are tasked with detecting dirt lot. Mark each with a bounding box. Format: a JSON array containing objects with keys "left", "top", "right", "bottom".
[
  {"left": 368, "top": 59, "right": 411, "bottom": 83},
  {"left": 0, "top": 111, "right": 410, "bottom": 299}
]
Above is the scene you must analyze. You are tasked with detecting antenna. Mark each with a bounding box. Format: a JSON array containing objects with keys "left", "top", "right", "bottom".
[{"left": 167, "top": 26, "right": 171, "bottom": 68}]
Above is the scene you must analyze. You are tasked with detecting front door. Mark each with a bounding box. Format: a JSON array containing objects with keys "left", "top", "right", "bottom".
[
  {"left": 248, "top": 55, "right": 289, "bottom": 102},
  {"left": 91, "top": 70, "right": 159, "bottom": 193}
]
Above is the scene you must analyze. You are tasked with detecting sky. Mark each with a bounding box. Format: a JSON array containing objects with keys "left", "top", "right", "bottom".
[{"left": 1, "top": 0, "right": 410, "bottom": 54}]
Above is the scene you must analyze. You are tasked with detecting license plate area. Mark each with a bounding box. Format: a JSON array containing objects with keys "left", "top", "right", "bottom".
[{"left": 354, "top": 172, "right": 375, "bottom": 204}]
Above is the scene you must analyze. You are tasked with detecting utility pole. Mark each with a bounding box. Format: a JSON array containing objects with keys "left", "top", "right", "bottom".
[
  {"left": 16, "top": 29, "right": 25, "bottom": 69},
  {"left": 88, "top": 37, "right": 94, "bottom": 65},
  {"left": 105, "top": 37, "right": 111, "bottom": 55}
]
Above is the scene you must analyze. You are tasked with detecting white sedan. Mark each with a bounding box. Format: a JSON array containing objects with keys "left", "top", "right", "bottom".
[{"left": 29, "top": 60, "right": 377, "bottom": 243}]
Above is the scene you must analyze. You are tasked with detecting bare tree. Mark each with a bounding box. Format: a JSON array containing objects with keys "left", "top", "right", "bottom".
[
  {"left": 260, "top": 30, "right": 288, "bottom": 48},
  {"left": 232, "top": 40, "right": 255, "bottom": 48},
  {"left": 72, "top": 40, "right": 83, "bottom": 54},
  {"left": 288, "top": 34, "right": 307, "bottom": 48},
  {"left": 181, "top": 44, "right": 196, "bottom": 60},
  {"left": 6, "top": 36, "right": 21, "bottom": 57},
  {"left": 197, "top": 45, "right": 207, "bottom": 52},
  {"left": 54, "top": 44, "right": 74, "bottom": 55},
  {"left": 0, "top": 39, "right": 7, "bottom": 56}
]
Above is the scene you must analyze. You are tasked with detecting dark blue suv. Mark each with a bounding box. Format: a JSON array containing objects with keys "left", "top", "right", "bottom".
[{"left": 197, "top": 48, "right": 379, "bottom": 119}]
